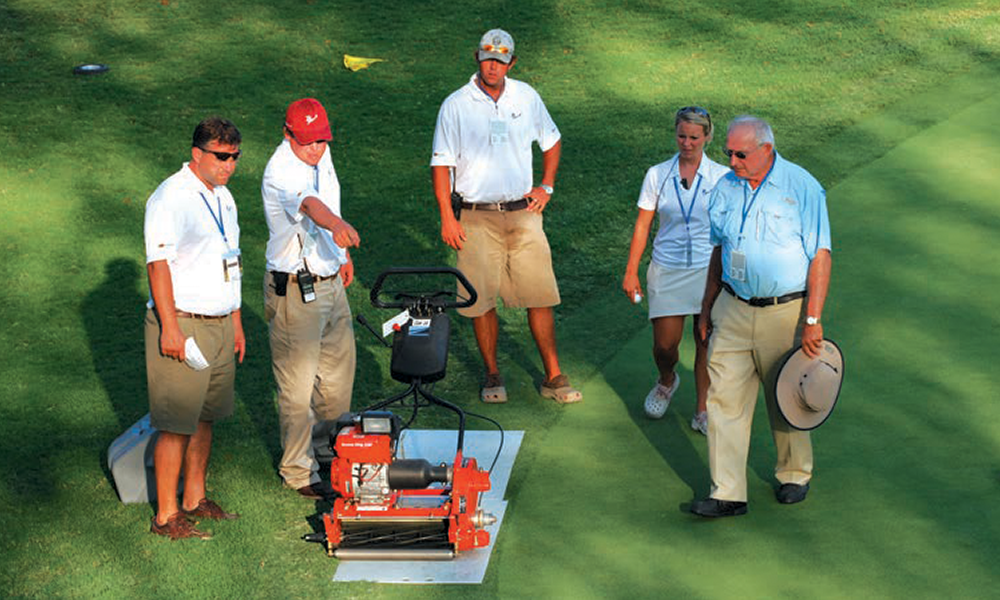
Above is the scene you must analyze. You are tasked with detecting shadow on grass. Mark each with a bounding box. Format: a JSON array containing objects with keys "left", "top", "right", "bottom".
[
  {"left": 81, "top": 258, "right": 149, "bottom": 498},
  {"left": 82, "top": 258, "right": 148, "bottom": 432}
]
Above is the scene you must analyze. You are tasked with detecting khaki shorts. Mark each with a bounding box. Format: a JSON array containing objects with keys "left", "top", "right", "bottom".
[
  {"left": 456, "top": 209, "right": 560, "bottom": 318},
  {"left": 145, "top": 309, "right": 236, "bottom": 435}
]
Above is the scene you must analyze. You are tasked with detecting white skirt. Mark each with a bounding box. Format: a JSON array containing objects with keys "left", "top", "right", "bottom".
[{"left": 646, "top": 261, "right": 709, "bottom": 319}]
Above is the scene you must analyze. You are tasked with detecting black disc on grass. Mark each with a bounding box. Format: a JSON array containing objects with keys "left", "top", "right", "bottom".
[{"left": 73, "top": 64, "right": 110, "bottom": 75}]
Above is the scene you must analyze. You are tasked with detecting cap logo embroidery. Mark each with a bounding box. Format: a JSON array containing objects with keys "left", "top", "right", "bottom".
[{"left": 305, "top": 114, "right": 319, "bottom": 125}]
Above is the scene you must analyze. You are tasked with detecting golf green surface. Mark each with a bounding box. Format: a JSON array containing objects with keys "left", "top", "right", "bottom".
[{"left": 487, "top": 70, "right": 1000, "bottom": 599}]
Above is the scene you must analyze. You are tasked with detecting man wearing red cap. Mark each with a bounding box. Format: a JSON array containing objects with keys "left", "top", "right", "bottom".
[
  {"left": 431, "top": 29, "right": 581, "bottom": 405},
  {"left": 262, "top": 98, "right": 360, "bottom": 499}
]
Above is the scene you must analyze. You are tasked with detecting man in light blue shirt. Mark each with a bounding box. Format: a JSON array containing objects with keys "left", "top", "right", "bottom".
[{"left": 692, "top": 115, "right": 832, "bottom": 518}]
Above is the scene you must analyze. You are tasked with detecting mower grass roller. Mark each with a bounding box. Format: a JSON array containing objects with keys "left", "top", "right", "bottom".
[{"left": 304, "top": 267, "right": 502, "bottom": 561}]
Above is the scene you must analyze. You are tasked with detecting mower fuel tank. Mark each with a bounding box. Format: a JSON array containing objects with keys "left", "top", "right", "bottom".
[{"left": 391, "top": 313, "right": 449, "bottom": 383}]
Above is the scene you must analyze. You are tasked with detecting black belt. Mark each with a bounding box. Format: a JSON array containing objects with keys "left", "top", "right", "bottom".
[
  {"left": 722, "top": 282, "right": 805, "bottom": 307},
  {"left": 272, "top": 271, "right": 338, "bottom": 283},
  {"left": 460, "top": 198, "right": 529, "bottom": 212}
]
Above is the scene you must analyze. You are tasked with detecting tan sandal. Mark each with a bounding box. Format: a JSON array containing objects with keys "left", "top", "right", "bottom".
[
  {"left": 540, "top": 374, "right": 583, "bottom": 404},
  {"left": 481, "top": 373, "right": 507, "bottom": 403}
]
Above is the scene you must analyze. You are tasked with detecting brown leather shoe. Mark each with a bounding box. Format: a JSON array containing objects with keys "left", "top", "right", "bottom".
[
  {"left": 151, "top": 513, "right": 212, "bottom": 540},
  {"left": 182, "top": 498, "right": 239, "bottom": 520},
  {"left": 296, "top": 482, "right": 335, "bottom": 500},
  {"left": 297, "top": 483, "right": 323, "bottom": 499}
]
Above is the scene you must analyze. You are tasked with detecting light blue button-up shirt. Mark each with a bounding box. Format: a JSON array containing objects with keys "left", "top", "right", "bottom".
[{"left": 708, "top": 152, "right": 831, "bottom": 299}]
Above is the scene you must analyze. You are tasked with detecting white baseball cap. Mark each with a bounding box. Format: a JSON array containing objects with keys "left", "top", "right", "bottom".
[{"left": 478, "top": 29, "right": 515, "bottom": 64}]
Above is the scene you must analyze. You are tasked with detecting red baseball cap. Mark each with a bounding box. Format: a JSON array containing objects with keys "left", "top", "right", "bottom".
[{"left": 285, "top": 98, "right": 332, "bottom": 144}]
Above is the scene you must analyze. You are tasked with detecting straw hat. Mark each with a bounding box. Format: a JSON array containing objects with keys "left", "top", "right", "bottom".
[{"left": 774, "top": 339, "right": 844, "bottom": 430}]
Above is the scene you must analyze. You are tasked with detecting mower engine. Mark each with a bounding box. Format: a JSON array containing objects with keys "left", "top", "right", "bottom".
[{"left": 321, "top": 411, "right": 495, "bottom": 560}]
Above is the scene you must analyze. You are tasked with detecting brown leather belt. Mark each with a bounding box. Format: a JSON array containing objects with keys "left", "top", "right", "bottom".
[
  {"left": 460, "top": 198, "right": 530, "bottom": 212},
  {"left": 175, "top": 310, "right": 230, "bottom": 320},
  {"left": 722, "top": 282, "right": 805, "bottom": 307}
]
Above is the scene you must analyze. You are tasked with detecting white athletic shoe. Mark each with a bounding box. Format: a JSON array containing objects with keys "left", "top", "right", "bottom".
[
  {"left": 644, "top": 375, "right": 680, "bottom": 419},
  {"left": 690, "top": 411, "right": 708, "bottom": 436}
]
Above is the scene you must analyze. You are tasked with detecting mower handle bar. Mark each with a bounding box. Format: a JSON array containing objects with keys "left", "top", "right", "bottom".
[{"left": 369, "top": 266, "right": 478, "bottom": 311}]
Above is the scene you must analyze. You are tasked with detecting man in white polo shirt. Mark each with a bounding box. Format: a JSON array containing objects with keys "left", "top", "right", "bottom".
[
  {"left": 262, "top": 98, "right": 360, "bottom": 499},
  {"left": 431, "top": 29, "right": 581, "bottom": 405},
  {"left": 144, "top": 117, "right": 245, "bottom": 539}
]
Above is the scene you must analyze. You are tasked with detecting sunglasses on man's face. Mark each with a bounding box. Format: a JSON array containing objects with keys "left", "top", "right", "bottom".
[
  {"left": 199, "top": 147, "right": 242, "bottom": 162},
  {"left": 723, "top": 148, "right": 756, "bottom": 160}
]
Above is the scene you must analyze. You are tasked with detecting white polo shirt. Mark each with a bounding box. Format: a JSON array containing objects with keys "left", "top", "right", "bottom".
[
  {"left": 637, "top": 153, "right": 730, "bottom": 269},
  {"left": 431, "top": 74, "right": 561, "bottom": 203},
  {"left": 144, "top": 163, "right": 242, "bottom": 315},
  {"left": 261, "top": 139, "right": 346, "bottom": 277}
]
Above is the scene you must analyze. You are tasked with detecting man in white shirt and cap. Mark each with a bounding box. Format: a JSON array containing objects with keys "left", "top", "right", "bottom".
[
  {"left": 262, "top": 98, "right": 360, "bottom": 499},
  {"left": 431, "top": 29, "right": 581, "bottom": 405}
]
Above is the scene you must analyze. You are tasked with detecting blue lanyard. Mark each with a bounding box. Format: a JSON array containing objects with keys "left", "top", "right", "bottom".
[
  {"left": 672, "top": 173, "right": 703, "bottom": 226},
  {"left": 738, "top": 162, "right": 775, "bottom": 238},
  {"left": 314, "top": 166, "right": 320, "bottom": 191},
  {"left": 199, "top": 192, "right": 227, "bottom": 244}
]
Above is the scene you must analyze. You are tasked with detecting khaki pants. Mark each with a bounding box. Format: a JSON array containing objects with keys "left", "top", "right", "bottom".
[
  {"left": 264, "top": 273, "right": 356, "bottom": 489},
  {"left": 706, "top": 291, "right": 812, "bottom": 502}
]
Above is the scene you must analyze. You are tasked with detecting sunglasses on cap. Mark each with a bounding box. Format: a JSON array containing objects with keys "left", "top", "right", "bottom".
[
  {"left": 199, "top": 147, "right": 242, "bottom": 162},
  {"left": 481, "top": 44, "right": 511, "bottom": 54}
]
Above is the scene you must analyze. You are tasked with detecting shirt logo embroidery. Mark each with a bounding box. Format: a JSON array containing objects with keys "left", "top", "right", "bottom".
[{"left": 305, "top": 114, "right": 319, "bottom": 125}]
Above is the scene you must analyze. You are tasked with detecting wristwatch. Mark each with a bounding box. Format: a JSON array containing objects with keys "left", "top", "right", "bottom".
[
  {"left": 540, "top": 184, "right": 554, "bottom": 195},
  {"left": 805, "top": 316, "right": 820, "bottom": 326}
]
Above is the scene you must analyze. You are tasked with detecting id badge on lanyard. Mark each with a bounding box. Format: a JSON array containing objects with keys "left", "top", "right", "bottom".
[
  {"left": 300, "top": 230, "right": 319, "bottom": 259},
  {"left": 222, "top": 248, "right": 242, "bottom": 283},
  {"left": 730, "top": 169, "right": 771, "bottom": 284},
  {"left": 490, "top": 118, "right": 509, "bottom": 146},
  {"left": 673, "top": 174, "right": 703, "bottom": 268},
  {"left": 729, "top": 249, "right": 746, "bottom": 282},
  {"left": 201, "top": 191, "right": 241, "bottom": 284},
  {"left": 300, "top": 168, "right": 322, "bottom": 259}
]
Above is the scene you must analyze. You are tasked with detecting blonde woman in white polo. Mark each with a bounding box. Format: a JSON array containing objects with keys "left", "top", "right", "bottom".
[{"left": 622, "top": 107, "right": 729, "bottom": 433}]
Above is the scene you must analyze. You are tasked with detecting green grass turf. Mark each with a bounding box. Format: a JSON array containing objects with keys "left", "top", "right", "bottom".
[
  {"left": 499, "top": 71, "right": 1000, "bottom": 599},
  {"left": 1, "top": 0, "right": 999, "bottom": 598}
]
